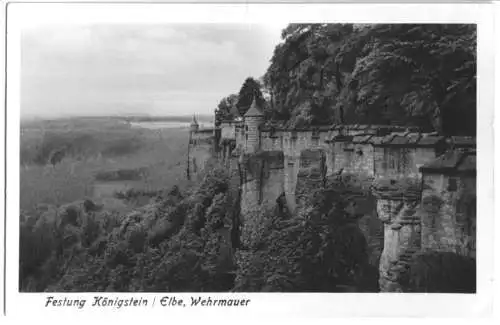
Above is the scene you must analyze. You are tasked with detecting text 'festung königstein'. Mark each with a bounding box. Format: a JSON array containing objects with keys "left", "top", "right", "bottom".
[{"left": 44, "top": 296, "right": 251, "bottom": 309}]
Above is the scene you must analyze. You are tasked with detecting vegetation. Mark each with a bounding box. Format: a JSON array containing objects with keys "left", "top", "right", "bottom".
[
  {"left": 20, "top": 159, "right": 379, "bottom": 292},
  {"left": 215, "top": 94, "right": 239, "bottom": 124},
  {"left": 216, "top": 24, "right": 476, "bottom": 135},
  {"left": 20, "top": 167, "right": 235, "bottom": 292},
  {"left": 401, "top": 251, "right": 476, "bottom": 293},
  {"left": 236, "top": 77, "right": 266, "bottom": 117},
  {"left": 234, "top": 187, "right": 376, "bottom": 292},
  {"left": 21, "top": 120, "right": 143, "bottom": 167}
]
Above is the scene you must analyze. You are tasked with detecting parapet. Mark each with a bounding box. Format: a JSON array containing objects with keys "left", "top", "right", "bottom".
[
  {"left": 370, "top": 133, "right": 446, "bottom": 148},
  {"left": 260, "top": 123, "right": 414, "bottom": 133},
  {"left": 324, "top": 125, "right": 419, "bottom": 143}
]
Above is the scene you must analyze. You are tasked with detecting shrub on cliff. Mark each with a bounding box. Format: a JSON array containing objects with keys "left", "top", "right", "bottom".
[{"left": 233, "top": 187, "right": 370, "bottom": 292}]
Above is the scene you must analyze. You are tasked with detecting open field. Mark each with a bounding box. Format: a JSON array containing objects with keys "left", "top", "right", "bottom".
[{"left": 20, "top": 117, "right": 195, "bottom": 215}]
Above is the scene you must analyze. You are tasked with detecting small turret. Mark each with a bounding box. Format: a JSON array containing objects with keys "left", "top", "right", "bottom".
[
  {"left": 190, "top": 114, "right": 199, "bottom": 133},
  {"left": 244, "top": 98, "right": 264, "bottom": 119},
  {"left": 244, "top": 98, "right": 264, "bottom": 153}
]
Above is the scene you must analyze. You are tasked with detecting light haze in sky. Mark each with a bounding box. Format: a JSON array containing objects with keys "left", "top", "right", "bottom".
[{"left": 21, "top": 23, "right": 284, "bottom": 119}]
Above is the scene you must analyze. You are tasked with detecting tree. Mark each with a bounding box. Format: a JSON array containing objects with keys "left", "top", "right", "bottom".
[
  {"left": 236, "top": 77, "right": 265, "bottom": 117},
  {"left": 340, "top": 24, "right": 476, "bottom": 134},
  {"left": 263, "top": 23, "right": 476, "bottom": 135},
  {"left": 215, "top": 94, "right": 239, "bottom": 125}
]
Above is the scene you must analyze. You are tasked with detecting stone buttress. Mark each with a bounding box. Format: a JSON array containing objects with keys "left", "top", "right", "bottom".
[
  {"left": 238, "top": 150, "right": 285, "bottom": 247},
  {"left": 372, "top": 178, "right": 422, "bottom": 292}
]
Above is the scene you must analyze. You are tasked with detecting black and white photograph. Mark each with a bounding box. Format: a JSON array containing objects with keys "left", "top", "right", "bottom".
[{"left": 3, "top": 1, "right": 497, "bottom": 319}]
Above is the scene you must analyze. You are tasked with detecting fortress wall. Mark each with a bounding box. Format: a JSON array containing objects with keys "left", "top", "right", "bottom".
[
  {"left": 240, "top": 179, "right": 260, "bottom": 218},
  {"left": 210, "top": 122, "right": 476, "bottom": 291},
  {"left": 295, "top": 149, "right": 326, "bottom": 212},
  {"left": 372, "top": 135, "right": 446, "bottom": 181},
  {"left": 260, "top": 131, "right": 284, "bottom": 151},
  {"left": 261, "top": 166, "right": 285, "bottom": 208},
  {"left": 420, "top": 173, "right": 476, "bottom": 258},
  {"left": 333, "top": 141, "right": 353, "bottom": 172},
  {"left": 238, "top": 151, "right": 284, "bottom": 248},
  {"left": 189, "top": 139, "right": 213, "bottom": 177},
  {"left": 238, "top": 150, "right": 284, "bottom": 212},
  {"left": 373, "top": 147, "right": 438, "bottom": 180},
  {"left": 221, "top": 123, "right": 237, "bottom": 140},
  {"left": 239, "top": 153, "right": 262, "bottom": 217},
  {"left": 284, "top": 157, "right": 299, "bottom": 212},
  {"left": 373, "top": 148, "right": 412, "bottom": 180},
  {"left": 259, "top": 130, "right": 331, "bottom": 212},
  {"left": 411, "top": 147, "right": 439, "bottom": 173},
  {"left": 325, "top": 142, "right": 336, "bottom": 177}
]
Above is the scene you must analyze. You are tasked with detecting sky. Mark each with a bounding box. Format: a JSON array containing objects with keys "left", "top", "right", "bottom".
[{"left": 21, "top": 23, "right": 284, "bottom": 118}]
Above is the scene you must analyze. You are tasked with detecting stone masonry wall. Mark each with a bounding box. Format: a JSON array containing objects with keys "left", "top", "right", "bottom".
[
  {"left": 238, "top": 151, "right": 284, "bottom": 248},
  {"left": 295, "top": 149, "right": 326, "bottom": 213},
  {"left": 350, "top": 143, "right": 375, "bottom": 177},
  {"left": 205, "top": 122, "right": 476, "bottom": 292},
  {"left": 420, "top": 174, "right": 476, "bottom": 258},
  {"left": 189, "top": 133, "right": 214, "bottom": 178},
  {"left": 261, "top": 154, "right": 285, "bottom": 208}
]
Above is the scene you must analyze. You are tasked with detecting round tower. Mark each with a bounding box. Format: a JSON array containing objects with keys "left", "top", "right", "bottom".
[{"left": 244, "top": 98, "right": 264, "bottom": 153}]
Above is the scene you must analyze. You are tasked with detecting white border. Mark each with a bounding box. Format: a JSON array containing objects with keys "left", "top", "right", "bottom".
[
  {"left": 0, "top": 0, "right": 6, "bottom": 317},
  {"left": 5, "top": 1, "right": 496, "bottom": 319}
]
